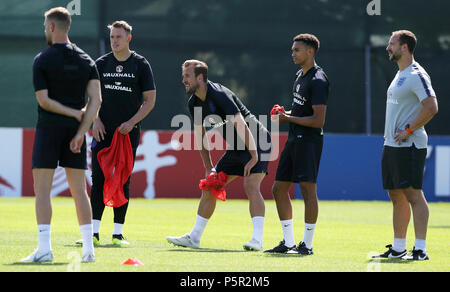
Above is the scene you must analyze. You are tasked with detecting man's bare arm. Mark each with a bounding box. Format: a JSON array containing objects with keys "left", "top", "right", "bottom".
[
  {"left": 35, "top": 89, "right": 84, "bottom": 122},
  {"left": 70, "top": 79, "right": 102, "bottom": 153},
  {"left": 118, "top": 89, "right": 156, "bottom": 134},
  {"left": 278, "top": 104, "right": 327, "bottom": 129},
  {"left": 231, "top": 112, "right": 258, "bottom": 176},
  {"left": 394, "top": 96, "right": 438, "bottom": 144},
  {"left": 194, "top": 123, "right": 214, "bottom": 174}
]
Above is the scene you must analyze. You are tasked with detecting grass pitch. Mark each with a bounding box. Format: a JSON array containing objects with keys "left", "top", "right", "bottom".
[{"left": 0, "top": 197, "right": 449, "bottom": 272}]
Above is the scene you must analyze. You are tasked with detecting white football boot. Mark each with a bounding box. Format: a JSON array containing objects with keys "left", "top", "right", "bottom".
[
  {"left": 21, "top": 249, "right": 54, "bottom": 263},
  {"left": 243, "top": 238, "right": 263, "bottom": 251},
  {"left": 166, "top": 234, "right": 200, "bottom": 249}
]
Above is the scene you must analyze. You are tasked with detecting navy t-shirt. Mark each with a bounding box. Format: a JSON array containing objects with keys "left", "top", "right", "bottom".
[
  {"left": 188, "top": 81, "right": 266, "bottom": 150},
  {"left": 32, "top": 43, "right": 99, "bottom": 127},
  {"left": 96, "top": 51, "right": 156, "bottom": 131},
  {"left": 289, "top": 65, "right": 329, "bottom": 139}
]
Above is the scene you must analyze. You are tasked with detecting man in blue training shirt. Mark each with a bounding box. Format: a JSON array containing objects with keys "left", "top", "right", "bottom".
[
  {"left": 23, "top": 7, "right": 102, "bottom": 263},
  {"left": 167, "top": 60, "right": 272, "bottom": 251},
  {"left": 265, "top": 33, "right": 329, "bottom": 255}
]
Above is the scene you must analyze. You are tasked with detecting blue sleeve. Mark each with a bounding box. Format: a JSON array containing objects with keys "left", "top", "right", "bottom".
[
  {"left": 212, "top": 91, "right": 240, "bottom": 116},
  {"left": 188, "top": 98, "right": 203, "bottom": 126},
  {"left": 32, "top": 54, "right": 47, "bottom": 91}
]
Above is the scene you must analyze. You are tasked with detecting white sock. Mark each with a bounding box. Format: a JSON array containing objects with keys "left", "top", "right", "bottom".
[
  {"left": 393, "top": 237, "right": 407, "bottom": 252},
  {"left": 280, "top": 219, "right": 295, "bottom": 247},
  {"left": 80, "top": 224, "right": 94, "bottom": 254},
  {"left": 92, "top": 219, "right": 101, "bottom": 234},
  {"left": 37, "top": 224, "right": 51, "bottom": 251},
  {"left": 251, "top": 216, "right": 264, "bottom": 243},
  {"left": 414, "top": 238, "right": 426, "bottom": 252},
  {"left": 303, "top": 223, "right": 316, "bottom": 249},
  {"left": 113, "top": 223, "right": 123, "bottom": 235},
  {"left": 189, "top": 215, "right": 209, "bottom": 244}
]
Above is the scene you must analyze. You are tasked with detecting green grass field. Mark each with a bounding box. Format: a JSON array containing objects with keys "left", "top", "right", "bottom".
[{"left": 1, "top": 197, "right": 449, "bottom": 272}]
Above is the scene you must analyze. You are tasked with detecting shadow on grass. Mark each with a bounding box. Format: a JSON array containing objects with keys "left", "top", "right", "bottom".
[
  {"left": 364, "top": 258, "right": 414, "bottom": 265},
  {"left": 429, "top": 225, "right": 450, "bottom": 229},
  {"left": 167, "top": 247, "right": 247, "bottom": 253},
  {"left": 263, "top": 253, "right": 310, "bottom": 258},
  {"left": 5, "top": 261, "right": 68, "bottom": 266},
  {"left": 64, "top": 244, "right": 126, "bottom": 249}
]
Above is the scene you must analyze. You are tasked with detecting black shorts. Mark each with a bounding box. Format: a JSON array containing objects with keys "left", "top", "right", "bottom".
[
  {"left": 32, "top": 127, "right": 87, "bottom": 169},
  {"left": 215, "top": 130, "right": 271, "bottom": 176},
  {"left": 382, "top": 144, "right": 427, "bottom": 190},
  {"left": 275, "top": 135, "right": 323, "bottom": 183}
]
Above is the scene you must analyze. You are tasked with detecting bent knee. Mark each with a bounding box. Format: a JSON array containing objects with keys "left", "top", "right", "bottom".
[{"left": 244, "top": 181, "right": 260, "bottom": 197}]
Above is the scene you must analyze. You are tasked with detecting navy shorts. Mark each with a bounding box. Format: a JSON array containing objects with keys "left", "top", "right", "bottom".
[
  {"left": 275, "top": 135, "right": 323, "bottom": 183},
  {"left": 215, "top": 130, "right": 271, "bottom": 176},
  {"left": 32, "top": 127, "right": 87, "bottom": 169},
  {"left": 382, "top": 144, "right": 427, "bottom": 190}
]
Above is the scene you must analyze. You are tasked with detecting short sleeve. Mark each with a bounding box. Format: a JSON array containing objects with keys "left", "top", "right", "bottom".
[
  {"left": 310, "top": 78, "right": 328, "bottom": 106},
  {"left": 188, "top": 98, "right": 202, "bottom": 126},
  {"left": 411, "top": 73, "right": 436, "bottom": 102},
  {"left": 32, "top": 54, "right": 47, "bottom": 91},
  {"left": 212, "top": 92, "right": 240, "bottom": 116},
  {"left": 89, "top": 63, "right": 100, "bottom": 80},
  {"left": 139, "top": 58, "right": 156, "bottom": 92}
]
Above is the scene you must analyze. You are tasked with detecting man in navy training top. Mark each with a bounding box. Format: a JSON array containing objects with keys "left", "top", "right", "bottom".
[
  {"left": 23, "top": 7, "right": 102, "bottom": 263},
  {"left": 166, "top": 59, "right": 272, "bottom": 251},
  {"left": 265, "top": 33, "right": 329, "bottom": 255},
  {"left": 78, "top": 20, "right": 156, "bottom": 247}
]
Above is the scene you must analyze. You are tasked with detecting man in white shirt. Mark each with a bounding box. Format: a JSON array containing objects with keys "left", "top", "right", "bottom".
[{"left": 373, "top": 30, "right": 438, "bottom": 261}]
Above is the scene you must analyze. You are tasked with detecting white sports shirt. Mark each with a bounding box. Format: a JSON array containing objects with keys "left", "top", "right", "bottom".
[{"left": 384, "top": 61, "right": 436, "bottom": 149}]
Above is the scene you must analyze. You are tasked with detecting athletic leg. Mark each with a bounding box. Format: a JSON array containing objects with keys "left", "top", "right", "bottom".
[
  {"left": 268, "top": 180, "right": 296, "bottom": 249},
  {"left": 299, "top": 181, "right": 318, "bottom": 224},
  {"left": 243, "top": 173, "right": 265, "bottom": 250},
  {"left": 33, "top": 168, "right": 55, "bottom": 252},
  {"left": 65, "top": 167, "right": 95, "bottom": 261},
  {"left": 388, "top": 189, "right": 410, "bottom": 239},
  {"left": 33, "top": 168, "right": 55, "bottom": 225},
  {"left": 167, "top": 175, "right": 238, "bottom": 248},
  {"left": 272, "top": 180, "right": 293, "bottom": 220},
  {"left": 388, "top": 189, "right": 409, "bottom": 253},
  {"left": 403, "top": 187, "right": 429, "bottom": 244},
  {"left": 299, "top": 181, "right": 319, "bottom": 250}
]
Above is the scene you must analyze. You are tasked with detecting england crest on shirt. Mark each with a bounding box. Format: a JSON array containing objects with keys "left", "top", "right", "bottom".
[{"left": 397, "top": 77, "right": 407, "bottom": 87}]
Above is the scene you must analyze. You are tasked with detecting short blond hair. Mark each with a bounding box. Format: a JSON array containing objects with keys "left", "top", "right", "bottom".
[
  {"left": 182, "top": 60, "right": 208, "bottom": 82},
  {"left": 44, "top": 7, "right": 71, "bottom": 32},
  {"left": 107, "top": 20, "right": 132, "bottom": 35}
]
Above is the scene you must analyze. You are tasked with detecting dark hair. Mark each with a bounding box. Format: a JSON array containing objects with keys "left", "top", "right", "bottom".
[
  {"left": 392, "top": 30, "right": 417, "bottom": 54},
  {"left": 182, "top": 60, "right": 208, "bottom": 82},
  {"left": 293, "top": 33, "right": 320, "bottom": 53}
]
